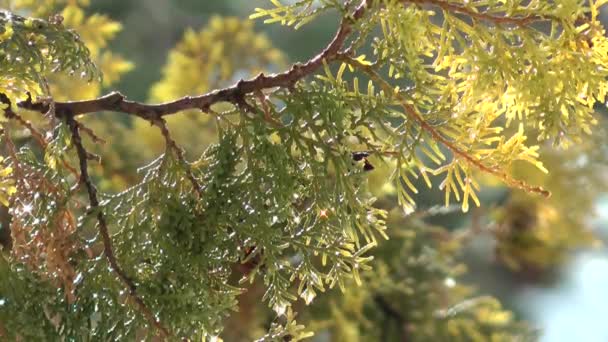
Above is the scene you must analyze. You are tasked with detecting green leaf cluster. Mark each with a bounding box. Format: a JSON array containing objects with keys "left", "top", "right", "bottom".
[{"left": 0, "top": 8, "right": 98, "bottom": 99}]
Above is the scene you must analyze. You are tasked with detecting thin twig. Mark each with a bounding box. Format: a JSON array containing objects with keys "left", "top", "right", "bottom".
[
  {"left": 342, "top": 55, "right": 551, "bottom": 198},
  {"left": 65, "top": 115, "right": 171, "bottom": 339},
  {"left": 153, "top": 117, "right": 205, "bottom": 198},
  {"left": 407, "top": 0, "right": 557, "bottom": 27},
  {"left": 76, "top": 121, "right": 106, "bottom": 145}
]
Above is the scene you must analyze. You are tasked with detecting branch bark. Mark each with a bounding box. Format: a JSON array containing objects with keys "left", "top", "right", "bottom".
[{"left": 13, "top": 0, "right": 567, "bottom": 122}]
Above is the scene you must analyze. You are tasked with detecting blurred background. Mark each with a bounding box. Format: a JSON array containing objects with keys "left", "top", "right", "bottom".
[{"left": 3, "top": 0, "right": 608, "bottom": 340}]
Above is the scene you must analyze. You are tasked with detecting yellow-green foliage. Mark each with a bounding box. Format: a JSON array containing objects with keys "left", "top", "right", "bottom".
[
  {"left": 253, "top": 0, "right": 608, "bottom": 214},
  {"left": 48, "top": 4, "right": 132, "bottom": 100},
  {"left": 7, "top": 0, "right": 91, "bottom": 17},
  {"left": 0, "top": 156, "right": 16, "bottom": 207},
  {"left": 0, "top": 7, "right": 97, "bottom": 100},
  {"left": 250, "top": 0, "right": 335, "bottom": 29},
  {"left": 1, "top": 0, "right": 608, "bottom": 340}
]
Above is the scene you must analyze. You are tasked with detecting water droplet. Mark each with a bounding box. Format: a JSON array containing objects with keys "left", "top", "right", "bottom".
[
  {"left": 273, "top": 302, "right": 287, "bottom": 316},
  {"left": 301, "top": 288, "right": 316, "bottom": 305},
  {"left": 22, "top": 203, "right": 33, "bottom": 214},
  {"left": 444, "top": 277, "right": 456, "bottom": 288}
]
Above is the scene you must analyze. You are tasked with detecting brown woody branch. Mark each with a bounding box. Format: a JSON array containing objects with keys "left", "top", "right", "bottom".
[
  {"left": 14, "top": 0, "right": 561, "bottom": 122},
  {"left": 12, "top": 0, "right": 568, "bottom": 122},
  {"left": 18, "top": 1, "right": 370, "bottom": 121},
  {"left": 65, "top": 114, "right": 171, "bottom": 339}
]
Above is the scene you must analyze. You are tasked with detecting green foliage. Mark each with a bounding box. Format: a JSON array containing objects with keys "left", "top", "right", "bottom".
[
  {"left": 250, "top": 0, "right": 340, "bottom": 29},
  {"left": 0, "top": 8, "right": 98, "bottom": 99},
  {"left": 100, "top": 117, "right": 386, "bottom": 336},
  {"left": 1, "top": 0, "right": 608, "bottom": 341}
]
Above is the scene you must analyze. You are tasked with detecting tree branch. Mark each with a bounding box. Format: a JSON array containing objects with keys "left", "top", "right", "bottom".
[
  {"left": 17, "top": 0, "right": 370, "bottom": 121},
  {"left": 3, "top": 2, "right": 373, "bottom": 339},
  {"left": 14, "top": 0, "right": 566, "bottom": 123},
  {"left": 65, "top": 114, "right": 171, "bottom": 339}
]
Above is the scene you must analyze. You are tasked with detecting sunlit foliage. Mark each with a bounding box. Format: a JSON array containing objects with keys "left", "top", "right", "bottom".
[
  {"left": 0, "top": 5, "right": 97, "bottom": 100},
  {"left": 151, "top": 16, "right": 285, "bottom": 101},
  {"left": 1, "top": 0, "right": 608, "bottom": 340},
  {"left": 0, "top": 156, "right": 15, "bottom": 206}
]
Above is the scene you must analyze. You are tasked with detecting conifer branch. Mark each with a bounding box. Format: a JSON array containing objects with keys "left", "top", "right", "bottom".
[
  {"left": 154, "top": 117, "right": 205, "bottom": 198},
  {"left": 4, "top": 3, "right": 369, "bottom": 338},
  {"left": 1, "top": 95, "right": 83, "bottom": 178},
  {"left": 341, "top": 55, "right": 551, "bottom": 198},
  {"left": 10, "top": 0, "right": 552, "bottom": 201},
  {"left": 1, "top": 0, "right": 604, "bottom": 339},
  {"left": 3, "top": 0, "right": 553, "bottom": 209},
  {"left": 407, "top": 0, "right": 557, "bottom": 26},
  {"left": 0, "top": 94, "right": 47, "bottom": 148},
  {"left": 65, "top": 115, "right": 172, "bottom": 340},
  {"left": 17, "top": 0, "right": 370, "bottom": 121}
]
